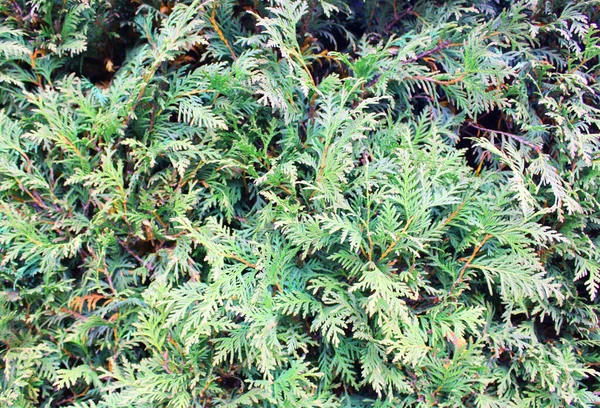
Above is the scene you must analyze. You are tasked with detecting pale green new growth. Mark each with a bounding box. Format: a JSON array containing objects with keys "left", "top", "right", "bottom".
[{"left": 1, "top": 0, "right": 599, "bottom": 407}]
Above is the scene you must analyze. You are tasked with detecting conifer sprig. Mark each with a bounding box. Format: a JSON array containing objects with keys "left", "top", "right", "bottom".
[{"left": 1, "top": 0, "right": 599, "bottom": 407}]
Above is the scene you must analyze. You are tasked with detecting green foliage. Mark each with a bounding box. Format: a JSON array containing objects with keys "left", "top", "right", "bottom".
[{"left": 1, "top": 0, "right": 599, "bottom": 406}]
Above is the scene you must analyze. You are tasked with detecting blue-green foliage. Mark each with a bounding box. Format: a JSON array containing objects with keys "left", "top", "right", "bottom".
[{"left": 0, "top": 0, "right": 599, "bottom": 406}]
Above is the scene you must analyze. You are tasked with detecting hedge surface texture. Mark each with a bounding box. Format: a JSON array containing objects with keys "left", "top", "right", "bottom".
[{"left": 1, "top": 0, "right": 600, "bottom": 407}]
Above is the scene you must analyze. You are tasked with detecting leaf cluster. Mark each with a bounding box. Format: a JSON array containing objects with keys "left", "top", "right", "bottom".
[{"left": 1, "top": 0, "right": 599, "bottom": 407}]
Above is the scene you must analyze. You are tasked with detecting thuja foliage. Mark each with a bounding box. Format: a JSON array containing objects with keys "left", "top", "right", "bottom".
[{"left": 1, "top": 0, "right": 600, "bottom": 406}]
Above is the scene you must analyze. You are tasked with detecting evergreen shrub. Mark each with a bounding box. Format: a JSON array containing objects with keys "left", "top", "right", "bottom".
[{"left": 1, "top": 0, "right": 600, "bottom": 406}]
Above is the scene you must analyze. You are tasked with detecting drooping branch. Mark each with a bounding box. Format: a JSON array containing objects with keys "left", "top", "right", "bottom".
[{"left": 467, "top": 122, "right": 543, "bottom": 153}]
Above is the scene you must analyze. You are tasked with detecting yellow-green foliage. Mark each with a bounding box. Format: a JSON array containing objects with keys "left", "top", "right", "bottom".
[{"left": 1, "top": 0, "right": 599, "bottom": 407}]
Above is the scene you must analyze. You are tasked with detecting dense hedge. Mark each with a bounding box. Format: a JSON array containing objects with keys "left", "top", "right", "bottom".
[{"left": 1, "top": 0, "right": 599, "bottom": 406}]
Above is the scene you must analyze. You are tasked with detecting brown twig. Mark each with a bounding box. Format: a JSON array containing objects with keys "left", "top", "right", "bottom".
[
  {"left": 226, "top": 253, "right": 258, "bottom": 270},
  {"left": 412, "top": 72, "right": 467, "bottom": 86},
  {"left": 467, "top": 122, "right": 542, "bottom": 153},
  {"left": 454, "top": 233, "right": 492, "bottom": 287},
  {"left": 117, "top": 238, "right": 155, "bottom": 272},
  {"left": 441, "top": 201, "right": 466, "bottom": 228},
  {"left": 378, "top": 216, "right": 414, "bottom": 262},
  {"left": 401, "top": 40, "right": 451, "bottom": 65},
  {"left": 385, "top": 7, "right": 414, "bottom": 31},
  {"left": 210, "top": 3, "right": 237, "bottom": 60}
]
